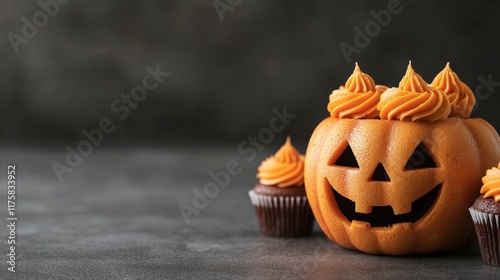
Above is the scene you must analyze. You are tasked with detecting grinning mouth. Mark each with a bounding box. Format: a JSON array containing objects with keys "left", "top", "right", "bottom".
[{"left": 330, "top": 183, "right": 441, "bottom": 227}]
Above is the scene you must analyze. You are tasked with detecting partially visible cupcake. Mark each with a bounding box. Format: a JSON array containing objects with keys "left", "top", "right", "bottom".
[
  {"left": 248, "top": 136, "right": 314, "bottom": 237},
  {"left": 469, "top": 163, "right": 500, "bottom": 266}
]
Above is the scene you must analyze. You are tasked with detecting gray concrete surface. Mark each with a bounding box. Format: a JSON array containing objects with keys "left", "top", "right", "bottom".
[{"left": 0, "top": 147, "right": 498, "bottom": 279}]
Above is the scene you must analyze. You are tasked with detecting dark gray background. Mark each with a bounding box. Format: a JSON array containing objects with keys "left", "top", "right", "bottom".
[
  {"left": 2, "top": 1, "right": 500, "bottom": 279},
  {"left": 1, "top": 0, "right": 500, "bottom": 148}
]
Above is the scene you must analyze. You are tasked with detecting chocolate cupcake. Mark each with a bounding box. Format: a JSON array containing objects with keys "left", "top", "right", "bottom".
[
  {"left": 248, "top": 137, "right": 314, "bottom": 237},
  {"left": 469, "top": 163, "right": 500, "bottom": 266}
]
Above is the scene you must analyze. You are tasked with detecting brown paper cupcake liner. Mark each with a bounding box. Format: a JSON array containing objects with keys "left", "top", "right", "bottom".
[
  {"left": 469, "top": 207, "right": 500, "bottom": 266},
  {"left": 248, "top": 190, "right": 314, "bottom": 237}
]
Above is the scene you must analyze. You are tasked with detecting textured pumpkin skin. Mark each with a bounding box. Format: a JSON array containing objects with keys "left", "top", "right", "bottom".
[{"left": 305, "top": 117, "right": 500, "bottom": 255}]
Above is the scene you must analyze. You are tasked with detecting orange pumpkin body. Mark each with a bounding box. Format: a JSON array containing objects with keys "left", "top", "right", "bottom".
[{"left": 305, "top": 117, "right": 500, "bottom": 255}]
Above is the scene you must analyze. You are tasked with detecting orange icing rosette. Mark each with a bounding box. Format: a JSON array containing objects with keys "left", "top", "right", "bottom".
[
  {"left": 377, "top": 62, "right": 451, "bottom": 121},
  {"left": 257, "top": 136, "right": 305, "bottom": 188},
  {"left": 430, "top": 62, "right": 475, "bottom": 118},
  {"left": 328, "top": 63, "right": 386, "bottom": 119},
  {"left": 481, "top": 163, "right": 500, "bottom": 202}
]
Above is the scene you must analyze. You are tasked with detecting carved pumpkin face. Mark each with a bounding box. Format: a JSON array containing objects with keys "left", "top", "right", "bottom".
[{"left": 305, "top": 118, "right": 500, "bottom": 255}]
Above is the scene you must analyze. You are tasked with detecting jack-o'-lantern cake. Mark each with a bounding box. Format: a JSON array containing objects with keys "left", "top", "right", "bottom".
[{"left": 304, "top": 62, "right": 500, "bottom": 255}]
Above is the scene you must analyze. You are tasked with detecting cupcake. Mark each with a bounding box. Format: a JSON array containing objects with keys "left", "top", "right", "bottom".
[
  {"left": 248, "top": 136, "right": 314, "bottom": 237},
  {"left": 469, "top": 163, "right": 500, "bottom": 266}
]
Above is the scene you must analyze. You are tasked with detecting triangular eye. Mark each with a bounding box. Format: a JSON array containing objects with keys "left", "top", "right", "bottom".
[
  {"left": 371, "top": 163, "right": 391, "bottom": 181},
  {"left": 405, "top": 142, "right": 436, "bottom": 170},
  {"left": 329, "top": 143, "right": 359, "bottom": 168}
]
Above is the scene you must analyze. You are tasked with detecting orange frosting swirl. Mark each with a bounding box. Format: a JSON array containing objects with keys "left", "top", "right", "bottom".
[
  {"left": 377, "top": 62, "right": 451, "bottom": 121},
  {"left": 430, "top": 63, "right": 475, "bottom": 118},
  {"left": 328, "top": 63, "right": 386, "bottom": 119},
  {"left": 257, "top": 137, "right": 305, "bottom": 188},
  {"left": 481, "top": 163, "right": 500, "bottom": 202}
]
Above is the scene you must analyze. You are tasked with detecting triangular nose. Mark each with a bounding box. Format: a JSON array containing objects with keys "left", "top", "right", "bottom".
[{"left": 371, "top": 163, "right": 391, "bottom": 181}]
